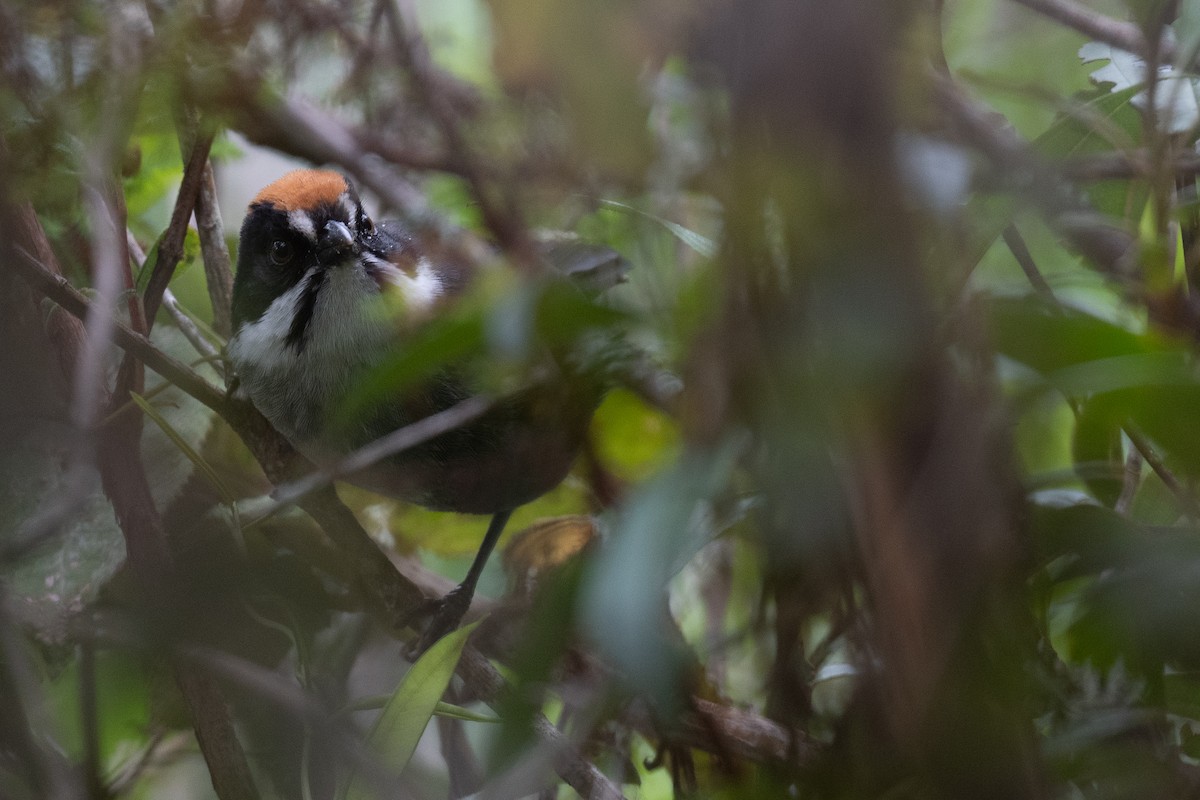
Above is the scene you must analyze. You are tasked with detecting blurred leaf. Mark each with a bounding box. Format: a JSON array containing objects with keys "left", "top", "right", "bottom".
[
  {"left": 1034, "top": 85, "right": 1140, "bottom": 159},
  {"left": 431, "top": 701, "right": 500, "bottom": 724},
  {"left": 130, "top": 391, "right": 234, "bottom": 509},
  {"left": 336, "top": 311, "right": 486, "bottom": 430},
  {"left": 46, "top": 650, "right": 154, "bottom": 768},
  {"left": 579, "top": 440, "right": 742, "bottom": 711},
  {"left": 590, "top": 388, "right": 680, "bottom": 482},
  {"left": 341, "top": 621, "right": 481, "bottom": 800},
  {"left": 1072, "top": 399, "right": 1125, "bottom": 507},
  {"left": 1164, "top": 672, "right": 1200, "bottom": 721},
  {"left": 989, "top": 295, "right": 1159, "bottom": 374},
  {"left": 1031, "top": 502, "right": 1139, "bottom": 577},
  {"left": 341, "top": 695, "right": 500, "bottom": 723},
  {"left": 599, "top": 199, "right": 717, "bottom": 258}
]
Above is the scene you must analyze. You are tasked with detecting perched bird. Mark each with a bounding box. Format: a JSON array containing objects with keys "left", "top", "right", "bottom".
[{"left": 227, "top": 169, "right": 625, "bottom": 648}]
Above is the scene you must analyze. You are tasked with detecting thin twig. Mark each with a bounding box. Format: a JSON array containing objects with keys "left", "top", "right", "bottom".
[
  {"left": 141, "top": 130, "right": 214, "bottom": 329},
  {"left": 1116, "top": 447, "right": 1143, "bottom": 515},
  {"left": 195, "top": 161, "right": 235, "bottom": 338},
  {"left": 383, "top": 0, "right": 541, "bottom": 273},
  {"left": 1007, "top": 0, "right": 1153, "bottom": 60},
  {"left": 933, "top": 73, "right": 1141, "bottom": 283},
  {"left": 1059, "top": 150, "right": 1200, "bottom": 182},
  {"left": 261, "top": 394, "right": 495, "bottom": 514},
  {"left": 163, "top": 288, "right": 222, "bottom": 361},
  {"left": 1002, "top": 223, "right": 1057, "bottom": 302},
  {"left": 1125, "top": 423, "right": 1200, "bottom": 520},
  {"left": 11, "top": 246, "right": 230, "bottom": 414}
]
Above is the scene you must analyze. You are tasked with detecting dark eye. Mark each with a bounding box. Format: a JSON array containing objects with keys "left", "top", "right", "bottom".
[
  {"left": 360, "top": 216, "right": 375, "bottom": 235},
  {"left": 270, "top": 239, "right": 294, "bottom": 266}
]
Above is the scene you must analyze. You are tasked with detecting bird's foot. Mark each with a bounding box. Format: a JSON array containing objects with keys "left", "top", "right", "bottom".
[{"left": 406, "top": 584, "right": 474, "bottom": 658}]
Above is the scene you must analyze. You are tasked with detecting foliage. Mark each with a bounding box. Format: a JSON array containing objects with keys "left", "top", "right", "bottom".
[{"left": 8, "top": 0, "right": 1200, "bottom": 799}]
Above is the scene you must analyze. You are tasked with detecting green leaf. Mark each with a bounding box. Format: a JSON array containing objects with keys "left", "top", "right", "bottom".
[
  {"left": 988, "top": 295, "right": 1158, "bottom": 375},
  {"left": 599, "top": 199, "right": 717, "bottom": 258},
  {"left": 1072, "top": 399, "right": 1124, "bottom": 507},
  {"left": 432, "top": 700, "right": 501, "bottom": 724},
  {"left": 339, "top": 695, "right": 499, "bottom": 724},
  {"left": 340, "top": 621, "right": 482, "bottom": 800},
  {"left": 129, "top": 392, "right": 235, "bottom": 509}
]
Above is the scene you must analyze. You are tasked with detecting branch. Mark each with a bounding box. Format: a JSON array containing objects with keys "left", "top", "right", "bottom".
[
  {"left": 262, "top": 395, "right": 494, "bottom": 512},
  {"left": 1007, "top": 0, "right": 1153, "bottom": 60},
  {"left": 932, "top": 73, "right": 1141, "bottom": 283},
  {"left": 9, "top": 247, "right": 230, "bottom": 415},
  {"left": 234, "top": 93, "right": 444, "bottom": 217},
  {"left": 1124, "top": 423, "right": 1200, "bottom": 520},
  {"left": 7, "top": 198, "right": 261, "bottom": 800},
  {"left": 195, "top": 161, "right": 235, "bottom": 339},
  {"left": 141, "top": 129, "right": 214, "bottom": 329},
  {"left": 1059, "top": 150, "right": 1200, "bottom": 181},
  {"left": 383, "top": 0, "right": 542, "bottom": 273}
]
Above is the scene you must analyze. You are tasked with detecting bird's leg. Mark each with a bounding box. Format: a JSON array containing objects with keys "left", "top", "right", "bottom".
[{"left": 412, "top": 509, "right": 514, "bottom": 655}]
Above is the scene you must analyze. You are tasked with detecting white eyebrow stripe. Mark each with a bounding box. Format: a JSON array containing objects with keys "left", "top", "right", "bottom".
[
  {"left": 288, "top": 210, "right": 316, "bottom": 241},
  {"left": 337, "top": 195, "right": 356, "bottom": 223}
]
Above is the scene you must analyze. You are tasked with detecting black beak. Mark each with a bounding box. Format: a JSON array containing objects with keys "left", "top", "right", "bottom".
[{"left": 317, "top": 220, "right": 358, "bottom": 264}]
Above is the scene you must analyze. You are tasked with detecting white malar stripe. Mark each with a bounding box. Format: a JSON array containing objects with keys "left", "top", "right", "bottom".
[
  {"left": 288, "top": 210, "right": 317, "bottom": 242},
  {"left": 227, "top": 267, "right": 318, "bottom": 369}
]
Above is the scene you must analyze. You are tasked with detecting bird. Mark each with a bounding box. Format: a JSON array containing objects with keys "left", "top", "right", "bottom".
[{"left": 227, "top": 169, "right": 626, "bottom": 651}]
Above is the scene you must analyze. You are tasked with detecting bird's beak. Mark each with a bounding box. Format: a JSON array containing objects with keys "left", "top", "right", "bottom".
[{"left": 317, "top": 220, "right": 358, "bottom": 265}]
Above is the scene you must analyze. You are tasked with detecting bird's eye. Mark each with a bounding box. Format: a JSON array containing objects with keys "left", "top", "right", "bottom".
[
  {"left": 360, "top": 216, "right": 375, "bottom": 235},
  {"left": 270, "top": 239, "right": 294, "bottom": 266}
]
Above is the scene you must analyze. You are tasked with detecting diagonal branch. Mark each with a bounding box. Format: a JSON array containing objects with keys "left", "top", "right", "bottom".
[
  {"left": 141, "top": 129, "right": 214, "bottom": 330},
  {"left": 195, "top": 160, "right": 235, "bottom": 339},
  {"left": 10, "top": 247, "right": 230, "bottom": 415},
  {"left": 1007, "top": 0, "right": 1153, "bottom": 60}
]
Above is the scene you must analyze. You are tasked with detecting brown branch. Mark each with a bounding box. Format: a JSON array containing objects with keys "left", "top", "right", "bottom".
[
  {"left": 1007, "top": 0, "right": 1154, "bottom": 60},
  {"left": 8, "top": 198, "right": 261, "bottom": 800},
  {"left": 1002, "top": 223, "right": 1057, "bottom": 301},
  {"left": 234, "top": 93, "right": 437, "bottom": 217},
  {"left": 195, "top": 161, "right": 235, "bottom": 339},
  {"left": 262, "top": 395, "right": 495, "bottom": 512},
  {"left": 9, "top": 247, "right": 230, "bottom": 415},
  {"left": 1059, "top": 150, "right": 1200, "bottom": 181},
  {"left": 933, "top": 73, "right": 1141, "bottom": 283},
  {"left": 383, "top": 0, "right": 542, "bottom": 273},
  {"left": 141, "top": 130, "right": 214, "bottom": 330},
  {"left": 1124, "top": 423, "right": 1200, "bottom": 519}
]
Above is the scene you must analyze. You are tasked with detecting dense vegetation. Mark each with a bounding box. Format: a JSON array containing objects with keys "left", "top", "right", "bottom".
[{"left": 5, "top": 0, "right": 1200, "bottom": 798}]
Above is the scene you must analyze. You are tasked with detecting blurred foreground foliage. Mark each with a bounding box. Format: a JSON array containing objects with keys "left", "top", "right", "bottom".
[{"left": 8, "top": 0, "right": 1200, "bottom": 799}]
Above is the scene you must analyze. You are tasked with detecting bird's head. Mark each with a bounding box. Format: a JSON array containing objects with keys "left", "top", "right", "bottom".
[{"left": 231, "top": 169, "right": 443, "bottom": 351}]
